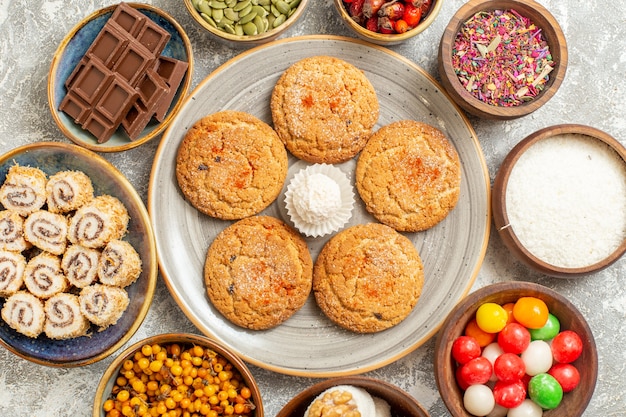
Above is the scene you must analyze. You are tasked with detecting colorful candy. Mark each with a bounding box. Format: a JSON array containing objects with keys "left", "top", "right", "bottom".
[{"left": 452, "top": 297, "right": 583, "bottom": 416}]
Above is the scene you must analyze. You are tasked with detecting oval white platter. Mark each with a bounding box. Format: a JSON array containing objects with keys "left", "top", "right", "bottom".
[{"left": 149, "top": 35, "right": 490, "bottom": 377}]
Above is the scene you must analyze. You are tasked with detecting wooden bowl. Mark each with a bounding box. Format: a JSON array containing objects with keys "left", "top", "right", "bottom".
[
  {"left": 434, "top": 281, "right": 598, "bottom": 417},
  {"left": 0, "top": 142, "right": 157, "bottom": 366},
  {"left": 183, "top": 0, "right": 310, "bottom": 48},
  {"left": 93, "top": 332, "right": 264, "bottom": 417},
  {"left": 48, "top": 3, "right": 193, "bottom": 152},
  {"left": 438, "top": 0, "right": 567, "bottom": 119},
  {"left": 276, "top": 376, "right": 429, "bottom": 416},
  {"left": 333, "top": 0, "right": 443, "bottom": 46},
  {"left": 492, "top": 124, "right": 626, "bottom": 278}
]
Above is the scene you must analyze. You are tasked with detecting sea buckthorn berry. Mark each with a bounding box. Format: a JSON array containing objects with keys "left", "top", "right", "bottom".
[
  {"left": 513, "top": 297, "right": 549, "bottom": 329},
  {"left": 104, "top": 342, "right": 256, "bottom": 417},
  {"left": 476, "top": 302, "right": 508, "bottom": 333}
]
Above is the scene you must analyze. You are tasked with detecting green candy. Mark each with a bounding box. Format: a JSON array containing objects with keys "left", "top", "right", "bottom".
[
  {"left": 529, "top": 313, "right": 560, "bottom": 341},
  {"left": 529, "top": 373, "right": 563, "bottom": 409}
]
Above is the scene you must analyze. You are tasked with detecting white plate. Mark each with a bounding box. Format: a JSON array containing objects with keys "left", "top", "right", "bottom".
[{"left": 149, "top": 35, "right": 490, "bottom": 376}]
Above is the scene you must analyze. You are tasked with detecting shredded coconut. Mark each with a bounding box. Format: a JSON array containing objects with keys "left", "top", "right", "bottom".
[
  {"left": 505, "top": 133, "right": 626, "bottom": 268},
  {"left": 291, "top": 173, "right": 342, "bottom": 223}
]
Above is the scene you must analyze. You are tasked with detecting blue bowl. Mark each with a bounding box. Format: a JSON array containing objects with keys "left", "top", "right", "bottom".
[
  {"left": 0, "top": 142, "right": 157, "bottom": 366},
  {"left": 48, "top": 2, "right": 193, "bottom": 152}
]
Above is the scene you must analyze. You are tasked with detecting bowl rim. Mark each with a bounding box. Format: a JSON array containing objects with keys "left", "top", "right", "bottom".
[
  {"left": 92, "top": 332, "right": 265, "bottom": 417},
  {"left": 47, "top": 2, "right": 194, "bottom": 153},
  {"left": 333, "top": 0, "right": 443, "bottom": 45},
  {"left": 434, "top": 281, "right": 598, "bottom": 417},
  {"left": 0, "top": 141, "right": 158, "bottom": 367},
  {"left": 276, "top": 375, "right": 430, "bottom": 417},
  {"left": 438, "top": 0, "right": 568, "bottom": 119},
  {"left": 183, "top": 0, "right": 309, "bottom": 46},
  {"left": 492, "top": 124, "right": 626, "bottom": 278}
]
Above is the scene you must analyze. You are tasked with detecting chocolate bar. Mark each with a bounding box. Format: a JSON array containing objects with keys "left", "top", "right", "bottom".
[{"left": 60, "top": 2, "right": 188, "bottom": 144}]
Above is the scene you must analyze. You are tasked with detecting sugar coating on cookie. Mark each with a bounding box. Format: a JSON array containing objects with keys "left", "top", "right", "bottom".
[
  {"left": 271, "top": 56, "right": 379, "bottom": 164},
  {"left": 356, "top": 120, "right": 461, "bottom": 232},
  {"left": 313, "top": 223, "right": 424, "bottom": 333},
  {"left": 176, "top": 111, "right": 288, "bottom": 220},
  {"left": 204, "top": 215, "right": 313, "bottom": 330}
]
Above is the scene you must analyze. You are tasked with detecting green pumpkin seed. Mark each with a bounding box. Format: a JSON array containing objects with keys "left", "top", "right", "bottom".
[
  {"left": 274, "top": 0, "right": 290, "bottom": 15},
  {"left": 288, "top": 0, "right": 301, "bottom": 8},
  {"left": 242, "top": 21, "right": 258, "bottom": 35},
  {"left": 238, "top": 9, "right": 257, "bottom": 24},
  {"left": 209, "top": 0, "right": 227, "bottom": 8},
  {"left": 223, "top": 7, "right": 239, "bottom": 20},
  {"left": 212, "top": 8, "right": 224, "bottom": 22},
  {"left": 198, "top": 0, "right": 212, "bottom": 15},
  {"left": 251, "top": 5, "right": 268, "bottom": 17},
  {"left": 253, "top": 15, "right": 267, "bottom": 33},
  {"left": 272, "top": 13, "right": 286, "bottom": 27},
  {"left": 233, "top": 0, "right": 251, "bottom": 11},
  {"left": 222, "top": 23, "right": 236, "bottom": 34},
  {"left": 234, "top": 24, "right": 245, "bottom": 35},
  {"left": 226, "top": 0, "right": 237, "bottom": 6},
  {"left": 200, "top": 12, "right": 217, "bottom": 27}
]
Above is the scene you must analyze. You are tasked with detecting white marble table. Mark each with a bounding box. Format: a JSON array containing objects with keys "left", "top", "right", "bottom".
[{"left": 0, "top": 0, "right": 624, "bottom": 415}]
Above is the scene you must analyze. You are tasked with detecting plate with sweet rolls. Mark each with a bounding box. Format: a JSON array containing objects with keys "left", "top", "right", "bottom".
[{"left": 0, "top": 142, "right": 157, "bottom": 367}]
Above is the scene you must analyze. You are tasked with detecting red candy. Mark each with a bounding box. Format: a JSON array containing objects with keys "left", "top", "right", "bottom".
[
  {"left": 342, "top": 0, "right": 433, "bottom": 34},
  {"left": 494, "top": 352, "right": 526, "bottom": 382},
  {"left": 551, "top": 330, "right": 583, "bottom": 363},
  {"left": 452, "top": 335, "right": 482, "bottom": 365},
  {"left": 548, "top": 363, "right": 581, "bottom": 392},
  {"left": 498, "top": 322, "right": 531, "bottom": 354},
  {"left": 493, "top": 379, "right": 526, "bottom": 408},
  {"left": 458, "top": 357, "right": 493, "bottom": 387}
]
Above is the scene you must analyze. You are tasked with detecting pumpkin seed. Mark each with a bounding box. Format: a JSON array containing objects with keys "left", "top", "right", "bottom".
[
  {"left": 210, "top": 0, "right": 228, "bottom": 8},
  {"left": 242, "top": 21, "right": 258, "bottom": 35},
  {"left": 198, "top": 0, "right": 212, "bottom": 15},
  {"left": 253, "top": 15, "right": 267, "bottom": 33},
  {"left": 223, "top": 7, "right": 239, "bottom": 20},
  {"left": 212, "top": 8, "right": 224, "bottom": 22},
  {"left": 222, "top": 23, "right": 236, "bottom": 34},
  {"left": 272, "top": 13, "right": 286, "bottom": 27},
  {"left": 234, "top": 24, "right": 245, "bottom": 35},
  {"left": 274, "top": 0, "right": 290, "bottom": 15},
  {"left": 200, "top": 12, "right": 217, "bottom": 27},
  {"left": 233, "top": 0, "right": 251, "bottom": 11},
  {"left": 238, "top": 9, "right": 257, "bottom": 24},
  {"left": 251, "top": 5, "right": 268, "bottom": 17}
]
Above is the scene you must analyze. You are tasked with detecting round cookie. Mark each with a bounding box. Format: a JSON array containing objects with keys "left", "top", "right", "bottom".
[
  {"left": 176, "top": 110, "right": 288, "bottom": 220},
  {"left": 204, "top": 215, "right": 313, "bottom": 330},
  {"left": 313, "top": 223, "right": 424, "bottom": 333},
  {"left": 355, "top": 120, "right": 461, "bottom": 232},
  {"left": 270, "top": 55, "right": 379, "bottom": 164}
]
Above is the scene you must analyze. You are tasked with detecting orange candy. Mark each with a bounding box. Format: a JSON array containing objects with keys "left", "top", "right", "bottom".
[
  {"left": 464, "top": 318, "right": 496, "bottom": 347},
  {"left": 513, "top": 297, "right": 549, "bottom": 329}
]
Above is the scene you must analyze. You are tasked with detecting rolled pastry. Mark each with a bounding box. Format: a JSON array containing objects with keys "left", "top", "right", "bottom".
[
  {"left": 0, "top": 165, "right": 47, "bottom": 216},
  {"left": 23, "top": 252, "right": 68, "bottom": 299},
  {"left": 44, "top": 292, "right": 90, "bottom": 339},
  {"left": 68, "top": 195, "right": 130, "bottom": 248},
  {"left": 0, "top": 250, "right": 26, "bottom": 297},
  {"left": 97, "top": 239, "right": 142, "bottom": 288},
  {"left": 1, "top": 291, "right": 45, "bottom": 338},
  {"left": 46, "top": 170, "right": 94, "bottom": 214},
  {"left": 79, "top": 283, "right": 129, "bottom": 330},
  {"left": 0, "top": 210, "right": 30, "bottom": 252},
  {"left": 61, "top": 244, "right": 100, "bottom": 288},
  {"left": 24, "top": 210, "right": 69, "bottom": 255}
]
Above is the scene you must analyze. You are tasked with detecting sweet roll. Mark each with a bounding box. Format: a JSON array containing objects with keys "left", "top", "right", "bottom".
[
  {"left": 1, "top": 291, "right": 45, "bottom": 338},
  {"left": 44, "top": 292, "right": 90, "bottom": 339},
  {"left": 68, "top": 195, "right": 129, "bottom": 248},
  {"left": 0, "top": 210, "right": 30, "bottom": 252},
  {"left": 46, "top": 170, "right": 94, "bottom": 214},
  {"left": 23, "top": 252, "right": 68, "bottom": 299},
  {"left": 0, "top": 250, "right": 26, "bottom": 297},
  {"left": 79, "top": 283, "right": 129, "bottom": 330},
  {"left": 24, "top": 210, "right": 69, "bottom": 255},
  {"left": 0, "top": 165, "right": 47, "bottom": 216},
  {"left": 97, "top": 239, "right": 142, "bottom": 288},
  {"left": 62, "top": 244, "right": 100, "bottom": 288}
]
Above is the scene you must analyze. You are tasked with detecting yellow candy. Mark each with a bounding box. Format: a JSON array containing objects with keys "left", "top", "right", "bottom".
[{"left": 475, "top": 302, "right": 508, "bottom": 333}]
